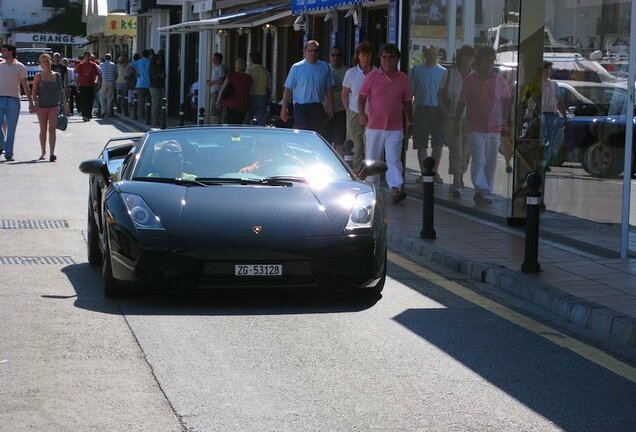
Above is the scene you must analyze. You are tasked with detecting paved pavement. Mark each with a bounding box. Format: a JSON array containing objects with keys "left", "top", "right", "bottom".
[{"left": 114, "top": 110, "right": 636, "bottom": 354}]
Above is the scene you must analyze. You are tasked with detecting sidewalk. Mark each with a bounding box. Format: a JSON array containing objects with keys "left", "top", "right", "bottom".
[{"left": 115, "top": 111, "right": 636, "bottom": 353}]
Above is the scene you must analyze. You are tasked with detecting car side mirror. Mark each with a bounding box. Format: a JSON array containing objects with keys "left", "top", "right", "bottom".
[
  {"left": 79, "top": 159, "right": 111, "bottom": 184},
  {"left": 357, "top": 160, "right": 388, "bottom": 180}
]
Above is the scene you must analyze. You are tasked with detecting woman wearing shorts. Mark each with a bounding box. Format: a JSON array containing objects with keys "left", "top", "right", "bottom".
[{"left": 31, "top": 53, "right": 68, "bottom": 161}]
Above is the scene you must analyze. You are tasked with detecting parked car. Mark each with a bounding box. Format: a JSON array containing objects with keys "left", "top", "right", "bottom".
[
  {"left": 79, "top": 126, "right": 388, "bottom": 297},
  {"left": 556, "top": 80, "right": 634, "bottom": 178}
]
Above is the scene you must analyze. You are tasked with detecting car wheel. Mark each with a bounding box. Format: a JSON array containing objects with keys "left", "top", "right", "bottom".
[
  {"left": 87, "top": 197, "right": 102, "bottom": 265},
  {"left": 583, "top": 141, "right": 624, "bottom": 178},
  {"left": 102, "top": 230, "right": 125, "bottom": 297},
  {"left": 364, "top": 250, "right": 387, "bottom": 296}
]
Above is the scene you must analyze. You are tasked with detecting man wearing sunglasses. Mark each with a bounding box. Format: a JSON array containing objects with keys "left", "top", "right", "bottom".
[{"left": 280, "top": 40, "right": 334, "bottom": 138}]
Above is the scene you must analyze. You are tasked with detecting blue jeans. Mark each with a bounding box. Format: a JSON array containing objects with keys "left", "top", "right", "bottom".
[{"left": 0, "top": 96, "right": 21, "bottom": 158}]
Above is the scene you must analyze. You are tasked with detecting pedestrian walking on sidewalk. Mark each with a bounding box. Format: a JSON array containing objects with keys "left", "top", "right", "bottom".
[
  {"left": 455, "top": 46, "right": 511, "bottom": 205},
  {"left": 75, "top": 51, "right": 100, "bottom": 122},
  {"left": 126, "top": 53, "right": 140, "bottom": 112},
  {"left": 51, "top": 52, "right": 69, "bottom": 92},
  {"left": 245, "top": 51, "right": 271, "bottom": 126},
  {"left": 129, "top": 50, "right": 151, "bottom": 120},
  {"left": 31, "top": 53, "right": 69, "bottom": 162},
  {"left": 358, "top": 43, "right": 413, "bottom": 204},
  {"left": 342, "top": 41, "right": 376, "bottom": 172},
  {"left": 439, "top": 44, "right": 475, "bottom": 198},
  {"left": 115, "top": 56, "right": 129, "bottom": 115},
  {"left": 216, "top": 58, "right": 251, "bottom": 124},
  {"left": 0, "top": 43, "right": 34, "bottom": 161},
  {"left": 66, "top": 58, "right": 78, "bottom": 115},
  {"left": 409, "top": 44, "right": 447, "bottom": 185},
  {"left": 324, "top": 46, "right": 348, "bottom": 155},
  {"left": 149, "top": 50, "right": 166, "bottom": 126},
  {"left": 206, "top": 53, "right": 226, "bottom": 124},
  {"left": 280, "top": 40, "right": 334, "bottom": 137},
  {"left": 99, "top": 53, "right": 117, "bottom": 117}
]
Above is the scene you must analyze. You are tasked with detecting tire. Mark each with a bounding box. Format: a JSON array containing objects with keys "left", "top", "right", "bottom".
[
  {"left": 365, "top": 249, "right": 387, "bottom": 296},
  {"left": 102, "top": 229, "right": 125, "bottom": 297},
  {"left": 583, "top": 141, "right": 624, "bottom": 178},
  {"left": 87, "top": 198, "right": 102, "bottom": 265}
]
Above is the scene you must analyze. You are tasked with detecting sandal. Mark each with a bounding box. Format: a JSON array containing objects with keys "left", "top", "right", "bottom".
[
  {"left": 38, "top": 156, "right": 46, "bottom": 161},
  {"left": 49, "top": 155, "right": 57, "bottom": 162}
]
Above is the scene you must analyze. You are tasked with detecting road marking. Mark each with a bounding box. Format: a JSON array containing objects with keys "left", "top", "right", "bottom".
[{"left": 388, "top": 251, "right": 636, "bottom": 384}]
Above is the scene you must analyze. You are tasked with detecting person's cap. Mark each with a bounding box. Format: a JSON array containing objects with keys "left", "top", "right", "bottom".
[
  {"left": 543, "top": 60, "right": 553, "bottom": 69},
  {"left": 53, "top": 52, "right": 61, "bottom": 58}
]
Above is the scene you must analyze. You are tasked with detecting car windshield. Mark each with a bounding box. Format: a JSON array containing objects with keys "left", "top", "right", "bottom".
[{"left": 132, "top": 128, "right": 351, "bottom": 185}]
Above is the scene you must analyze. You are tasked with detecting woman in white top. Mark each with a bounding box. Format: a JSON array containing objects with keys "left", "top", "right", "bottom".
[
  {"left": 342, "top": 41, "right": 376, "bottom": 172},
  {"left": 439, "top": 45, "right": 475, "bottom": 197}
]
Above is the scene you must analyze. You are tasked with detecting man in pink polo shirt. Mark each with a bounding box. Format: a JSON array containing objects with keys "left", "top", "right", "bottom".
[
  {"left": 455, "top": 46, "right": 511, "bottom": 205},
  {"left": 358, "top": 43, "right": 413, "bottom": 204}
]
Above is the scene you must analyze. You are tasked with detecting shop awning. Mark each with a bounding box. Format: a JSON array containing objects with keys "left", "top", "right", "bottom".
[
  {"left": 157, "top": 3, "right": 289, "bottom": 34},
  {"left": 291, "top": 0, "right": 364, "bottom": 14},
  {"left": 217, "top": 6, "right": 291, "bottom": 29}
]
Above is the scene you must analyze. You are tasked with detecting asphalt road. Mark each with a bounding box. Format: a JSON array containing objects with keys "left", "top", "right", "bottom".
[{"left": 1, "top": 103, "right": 635, "bottom": 431}]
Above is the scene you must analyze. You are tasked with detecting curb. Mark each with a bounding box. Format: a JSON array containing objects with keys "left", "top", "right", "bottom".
[{"left": 387, "top": 229, "right": 636, "bottom": 351}]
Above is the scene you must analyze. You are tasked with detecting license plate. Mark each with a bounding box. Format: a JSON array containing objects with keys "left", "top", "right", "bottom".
[{"left": 234, "top": 264, "right": 283, "bottom": 276}]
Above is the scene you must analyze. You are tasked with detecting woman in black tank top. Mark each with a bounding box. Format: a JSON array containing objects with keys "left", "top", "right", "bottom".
[{"left": 31, "top": 53, "right": 69, "bottom": 162}]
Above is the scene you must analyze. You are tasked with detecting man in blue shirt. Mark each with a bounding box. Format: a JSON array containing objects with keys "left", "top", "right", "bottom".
[
  {"left": 409, "top": 44, "right": 447, "bottom": 184},
  {"left": 280, "top": 40, "right": 333, "bottom": 138},
  {"left": 129, "top": 49, "right": 151, "bottom": 119}
]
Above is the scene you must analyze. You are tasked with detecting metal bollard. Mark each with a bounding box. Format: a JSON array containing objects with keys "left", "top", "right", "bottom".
[
  {"left": 117, "top": 89, "right": 122, "bottom": 114},
  {"left": 420, "top": 156, "right": 436, "bottom": 239},
  {"left": 521, "top": 172, "right": 542, "bottom": 273},
  {"left": 161, "top": 97, "right": 167, "bottom": 129},
  {"left": 145, "top": 100, "right": 152, "bottom": 125},
  {"left": 132, "top": 92, "right": 138, "bottom": 121},
  {"left": 179, "top": 103, "right": 185, "bottom": 126},
  {"left": 198, "top": 107, "right": 205, "bottom": 126},
  {"left": 343, "top": 139, "right": 354, "bottom": 170}
]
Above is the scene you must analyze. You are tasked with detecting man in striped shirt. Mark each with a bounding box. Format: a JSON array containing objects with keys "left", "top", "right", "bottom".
[{"left": 99, "top": 53, "right": 118, "bottom": 117}]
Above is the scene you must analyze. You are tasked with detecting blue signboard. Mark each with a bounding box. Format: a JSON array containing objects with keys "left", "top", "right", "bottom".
[{"left": 292, "top": 0, "right": 360, "bottom": 14}]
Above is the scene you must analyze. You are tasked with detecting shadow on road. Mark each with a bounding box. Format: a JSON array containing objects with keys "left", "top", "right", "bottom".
[
  {"left": 61, "top": 263, "right": 381, "bottom": 316},
  {"left": 388, "top": 262, "right": 636, "bottom": 432}
]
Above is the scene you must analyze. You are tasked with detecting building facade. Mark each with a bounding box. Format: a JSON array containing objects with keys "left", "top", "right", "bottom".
[{"left": 81, "top": 0, "right": 636, "bottom": 257}]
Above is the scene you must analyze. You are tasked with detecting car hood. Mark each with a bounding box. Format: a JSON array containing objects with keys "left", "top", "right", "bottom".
[{"left": 118, "top": 181, "right": 373, "bottom": 238}]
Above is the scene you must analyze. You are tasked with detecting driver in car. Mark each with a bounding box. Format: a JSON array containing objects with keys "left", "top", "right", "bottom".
[
  {"left": 239, "top": 141, "right": 304, "bottom": 176},
  {"left": 148, "top": 140, "right": 197, "bottom": 179}
]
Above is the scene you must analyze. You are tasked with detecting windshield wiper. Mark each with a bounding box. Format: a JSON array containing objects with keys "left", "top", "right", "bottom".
[
  {"left": 196, "top": 177, "right": 299, "bottom": 186},
  {"left": 262, "top": 176, "right": 307, "bottom": 184},
  {"left": 133, "top": 177, "right": 207, "bottom": 187}
]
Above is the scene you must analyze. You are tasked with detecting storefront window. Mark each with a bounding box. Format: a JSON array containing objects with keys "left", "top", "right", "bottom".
[
  {"left": 406, "top": 0, "right": 634, "bottom": 255},
  {"left": 540, "top": 0, "right": 633, "bottom": 255}
]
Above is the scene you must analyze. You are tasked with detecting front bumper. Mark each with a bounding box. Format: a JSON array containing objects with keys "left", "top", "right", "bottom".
[{"left": 108, "top": 231, "right": 386, "bottom": 291}]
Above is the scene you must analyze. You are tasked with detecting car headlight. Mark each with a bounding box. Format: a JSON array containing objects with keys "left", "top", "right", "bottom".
[
  {"left": 345, "top": 191, "right": 375, "bottom": 231},
  {"left": 121, "top": 193, "right": 166, "bottom": 230}
]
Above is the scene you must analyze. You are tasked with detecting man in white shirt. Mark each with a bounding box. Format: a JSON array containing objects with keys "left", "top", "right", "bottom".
[
  {"left": 206, "top": 53, "right": 226, "bottom": 124},
  {"left": 342, "top": 41, "right": 375, "bottom": 171},
  {"left": 0, "top": 44, "right": 33, "bottom": 161}
]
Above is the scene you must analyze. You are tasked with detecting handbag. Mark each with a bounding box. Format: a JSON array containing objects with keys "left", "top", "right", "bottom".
[
  {"left": 57, "top": 106, "right": 68, "bottom": 131},
  {"left": 55, "top": 73, "right": 68, "bottom": 131}
]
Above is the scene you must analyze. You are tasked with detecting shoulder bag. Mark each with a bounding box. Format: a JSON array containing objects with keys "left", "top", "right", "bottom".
[{"left": 55, "top": 73, "right": 68, "bottom": 131}]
